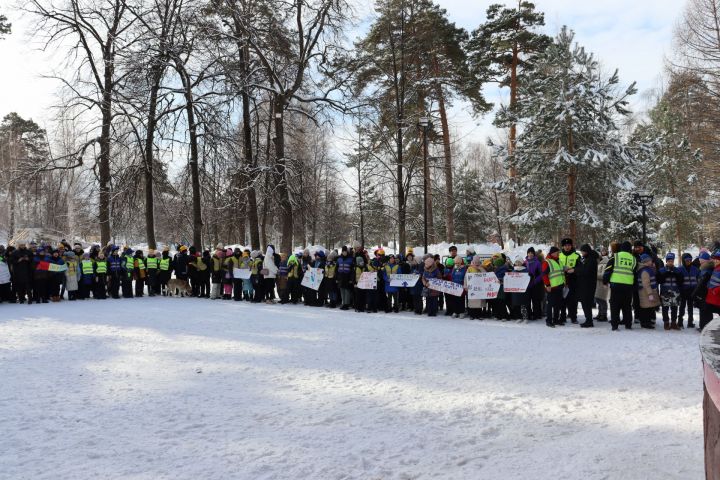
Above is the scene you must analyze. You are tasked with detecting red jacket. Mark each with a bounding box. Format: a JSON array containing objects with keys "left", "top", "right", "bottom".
[{"left": 707, "top": 264, "right": 720, "bottom": 308}]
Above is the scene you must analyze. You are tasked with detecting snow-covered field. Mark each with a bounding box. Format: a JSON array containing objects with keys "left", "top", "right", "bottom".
[{"left": 0, "top": 299, "right": 704, "bottom": 479}]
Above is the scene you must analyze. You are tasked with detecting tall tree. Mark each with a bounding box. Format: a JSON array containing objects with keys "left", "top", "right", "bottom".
[
  {"left": 26, "top": 0, "right": 137, "bottom": 246},
  {"left": 498, "top": 27, "right": 636, "bottom": 241},
  {"left": 234, "top": 0, "right": 350, "bottom": 254},
  {"left": 467, "top": 1, "right": 551, "bottom": 242}
]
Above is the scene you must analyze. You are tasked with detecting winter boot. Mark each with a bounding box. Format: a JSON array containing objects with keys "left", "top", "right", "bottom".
[
  {"left": 671, "top": 320, "right": 680, "bottom": 330},
  {"left": 664, "top": 321, "right": 671, "bottom": 331},
  {"left": 580, "top": 321, "right": 594, "bottom": 328}
]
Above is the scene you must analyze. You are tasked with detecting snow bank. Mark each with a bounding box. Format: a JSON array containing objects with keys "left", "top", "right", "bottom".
[{"left": 0, "top": 299, "right": 703, "bottom": 479}]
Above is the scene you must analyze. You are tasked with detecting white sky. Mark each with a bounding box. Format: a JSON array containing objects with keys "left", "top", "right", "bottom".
[{"left": 0, "top": 0, "right": 687, "bottom": 147}]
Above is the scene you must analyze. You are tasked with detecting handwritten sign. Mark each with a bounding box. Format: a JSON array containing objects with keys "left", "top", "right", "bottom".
[
  {"left": 428, "top": 278, "right": 464, "bottom": 297},
  {"left": 503, "top": 272, "right": 530, "bottom": 293},
  {"left": 467, "top": 272, "right": 500, "bottom": 300},
  {"left": 389, "top": 274, "right": 420, "bottom": 287},
  {"left": 301, "top": 268, "right": 324, "bottom": 291},
  {"left": 233, "top": 268, "right": 252, "bottom": 280},
  {"left": 357, "top": 272, "right": 378, "bottom": 290}
]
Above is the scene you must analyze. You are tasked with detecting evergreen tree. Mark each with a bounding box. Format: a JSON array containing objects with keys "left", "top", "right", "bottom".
[
  {"left": 467, "top": 1, "right": 551, "bottom": 240},
  {"left": 633, "top": 72, "right": 704, "bottom": 251},
  {"left": 498, "top": 27, "right": 637, "bottom": 242}
]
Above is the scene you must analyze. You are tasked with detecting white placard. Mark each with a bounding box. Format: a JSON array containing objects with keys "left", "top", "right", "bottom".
[
  {"left": 233, "top": 268, "right": 252, "bottom": 280},
  {"left": 301, "top": 268, "right": 324, "bottom": 291},
  {"left": 503, "top": 272, "right": 530, "bottom": 293},
  {"left": 389, "top": 274, "right": 420, "bottom": 287},
  {"left": 428, "top": 278, "right": 464, "bottom": 297},
  {"left": 357, "top": 272, "right": 378, "bottom": 290},
  {"left": 467, "top": 272, "right": 501, "bottom": 300}
]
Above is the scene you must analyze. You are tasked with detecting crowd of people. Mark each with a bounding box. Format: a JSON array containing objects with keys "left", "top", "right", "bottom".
[{"left": 0, "top": 237, "right": 719, "bottom": 332}]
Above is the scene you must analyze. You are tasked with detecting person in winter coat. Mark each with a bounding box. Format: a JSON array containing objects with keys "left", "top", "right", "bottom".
[
  {"left": 287, "top": 253, "right": 302, "bottom": 304},
  {"left": 309, "top": 250, "right": 326, "bottom": 307},
  {"left": 509, "top": 258, "right": 531, "bottom": 322},
  {"left": 465, "top": 255, "right": 487, "bottom": 320},
  {"left": 63, "top": 251, "right": 80, "bottom": 300},
  {"left": 383, "top": 255, "right": 401, "bottom": 313},
  {"left": 575, "top": 244, "right": 599, "bottom": 328},
  {"left": 120, "top": 248, "right": 135, "bottom": 298},
  {"left": 492, "top": 256, "right": 509, "bottom": 320},
  {"left": 32, "top": 248, "right": 52, "bottom": 303},
  {"left": 659, "top": 252, "right": 683, "bottom": 330},
  {"left": 637, "top": 253, "right": 661, "bottom": 329},
  {"left": 251, "top": 250, "right": 264, "bottom": 303},
  {"left": 133, "top": 250, "right": 146, "bottom": 297},
  {"left": 542, "top": 246, "right": 565, "bottom": 328},
  {"left": 48, "top": 249, "right": 66, "bottom": 302},
  {"left": 678, "top": 252, "right": 699, "bottom": 328},
  {"left": 323, "top": 250, "right": 339, "bottom": 308},
  {"left": 210, "top": 248, "right": 225, "bottom": 300},
  {"left": 336, "top": 246, "right": 354, "bottom": 310},
  {"left": 94, "top": 251, "right": 108, "bottom": 299},
  {"left": 198, "top": 250, "right": 211, "bottom": 298},
  {"left": 524, "top": 247, "right": 544, "bottom": 320},
  {"left": 407, "top": 253, "right": 424, "bottom": 315},
  {"left": 354, "top": 255, "right": 367, "bottom": 312},
  {"left": 79, "top": 252, "right": 95, "bottom": 299},
  {"left": 156, "top": 247, "right": 172, "bottom": 295},
  {"left": 11, "top": 243, "right": 33, "bottom": 303},
  {"left": 107, "top": 247, "right": 123, "bottom": 299},
  {"left": 558, "top": 238, "right": 581, "bottom": 324},
  {"left": 262, "top": 246, "right": 279, "bottom": 304},
  {"left": 448, "top": 257, "right": 467, "bottom": 318},
  {"left": 222, "top": 248, "right": 235, "bottom": 300},
  {"left": 277, "top": 252, "right": 289, "bottom": 304},
  {"left": 173, "top": 245, "right": 189, "bottom": 281},
  {"left": 603, "top": 241, "right": 637, "bottom": 331},
  {"left": 371, "top": 249, "right": 386, "bottom": 312},
  {"left": 594, "top": 247, "right": 611, "bottom": 322},
  {"left": 144, "top": 249, "right": 159, "bottom": 296},
  {"left": 421, "top": 256, "right": 442, "bottom": 317}
]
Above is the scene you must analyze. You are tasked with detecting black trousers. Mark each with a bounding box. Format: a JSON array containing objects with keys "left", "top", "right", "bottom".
[
  {"left": 528, "top": 283, "right": 545, "bottom": 319},
  {"left": 679, "top": 290, "right": 694, "bottom": 325},
  {"left": 610, "top": 284, "right": 634, "bottom": 327},
  {"left": 561, "top": 284, "right": 577, "bottom": 321},
  {"left": 546, "top": 288, "right": 562, "bottom": 324}
]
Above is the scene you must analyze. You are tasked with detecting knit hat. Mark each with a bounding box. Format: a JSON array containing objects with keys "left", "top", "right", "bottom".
[
  {"left": 682, "top": 253, "right": 692, "bottom": 261},
  {"left": 65, "top": 251, "right": 75, "bottom": 258},
  {"left": 471, "top": 255, "right": 482, "bottom": 267},
  {"left": 699, "top": 251, "right": 711, "bottom": 261},
  {"left": 406, "top": 247, "right": 414, "bottom": 255},
  {"left": 548, "top": 246, "right": 560, "bottom": 256},
  {"left": 482, "top": 259, "right": 492, "bottom": 269},
  {"left": 527, "top": 247, "right": 536, "bottom": 255},
  {"left": 179, "top": 245, "right": 187, "bottom": 252},
  {"left": 579, "top": 244, "right": 592, "bottom": 254},
  {"left": 561, "top": 238, "right": 573, "bottom": 246},
  {"left": 665, "top": 252, "right": 675, "bottom": 261},
  {"left": 640, "top": 253, "right": 652, "bottom": 264}
]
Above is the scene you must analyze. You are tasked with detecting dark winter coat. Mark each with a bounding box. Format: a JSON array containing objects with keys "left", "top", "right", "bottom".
[
  {"left": 336, "top": 255, "right": 354, "bottom": 288},
  {"left": 11, "top": 248, "right": 33, "bottom": 283},
  {"left": 575, "top": 250, "right": 599, "bottom": 302},
  {"left": 525, "top": 256, "right": 543, "bottom": 288}
]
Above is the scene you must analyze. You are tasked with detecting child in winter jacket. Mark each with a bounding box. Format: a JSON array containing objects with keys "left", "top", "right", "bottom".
[
  {"left": 448, "top": 257, "right": 467, "bottom": 318},
  {"left": 659, "top": 252, "right": 683, "bottom": 330},
  {"left": 277, "top": 253, "right": 289, "bottom": 304},
  {"left": 510, "top": 259, "right": 531, "bottom": 322},
  {"left": 64, "top": 251, "right": 80, "bottom": 300},
  {"left": 383, "top": 255, "right": 401, "bottom": 313}
]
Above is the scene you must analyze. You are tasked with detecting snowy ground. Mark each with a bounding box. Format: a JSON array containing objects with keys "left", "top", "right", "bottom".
[{"left": 0, "top": 299, "right": 704, "bottom": 479}]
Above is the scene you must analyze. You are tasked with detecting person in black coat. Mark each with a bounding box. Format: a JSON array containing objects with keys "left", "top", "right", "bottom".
[
  {"left": 576, "top": 244, "right": 599, "bottom": 328},
  {"left": 11, "top": 244, "right": 34, "bottom": 303}
]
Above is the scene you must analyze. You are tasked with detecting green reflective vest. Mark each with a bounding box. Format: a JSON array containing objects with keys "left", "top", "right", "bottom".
[
  {"left": 146, "top": 257, "right": 158, "bottom": 269},
  {"left": 558, "top": 251, "right": 580, "bottom": 269},
  {"left": 610, "top": 251, "right": 636, "bottom": 285},
  {"left": 547, "top": 259, "right": 565, "bottom": 288},
  {"left": 125, "top": 256, "right": 135, "bottom": 270},
  {"left": 160, "top": 257, "right": 171, "bottom": 271},
  {"left": 95, "top": 260, "right": 107, "bottom": 274},
  {"left": 81, "top": 259, "right": 94, "bottom": 275},
  {"left": 136, "top": 258, "right": 146, "bottom": 270}
]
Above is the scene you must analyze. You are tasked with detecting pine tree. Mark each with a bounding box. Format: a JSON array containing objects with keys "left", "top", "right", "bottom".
[
  {"left": 499, "top": 27, "right": 637, "bottom": 242},
  {"left": 467, "top": 1, "right": 551, "bottom": 241},
  {"left": 633, "top": 72, "right": 704, "bottom": 252}
]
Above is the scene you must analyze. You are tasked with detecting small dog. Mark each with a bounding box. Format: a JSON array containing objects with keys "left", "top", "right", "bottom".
[{"left": 166, "top": 278, "right": 192, "bottom": 297}]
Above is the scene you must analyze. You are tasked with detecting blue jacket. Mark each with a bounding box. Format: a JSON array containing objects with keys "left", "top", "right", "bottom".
[
  {"left": 659, "top": 266, "right": 682, "bottom": 294},
  {"left": 451, "top": 266, "right": 467, "bottom": 285},
  {"left": 383, "top": 263, "right": 400, "bottom": 293},
  {"left": 678, "top": 264, "right": 699, "bottom": 291}
]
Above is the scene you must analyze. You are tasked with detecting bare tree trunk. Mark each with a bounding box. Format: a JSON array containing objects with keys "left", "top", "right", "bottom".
[
  {"left": 143, "top": 67, "right": 163, "bottom": 250},
  {"left": 99, "top": 94, "right": 112, "bottom": 246},
  {"left": 434, "top": 58, "right": 454, "bottom": 243},
  {"left": 178, "top": 67, "right": 203, "bottom": 249},
  {"left": 274, "top": 96, "right": 293, "bottom": 254},
  {"left": 567, "top": 128, "right": 577, "bottom": 240},
  {"left": 508, "top": 43, "right": 519, "bottom": 242}
]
